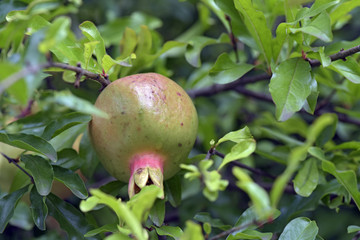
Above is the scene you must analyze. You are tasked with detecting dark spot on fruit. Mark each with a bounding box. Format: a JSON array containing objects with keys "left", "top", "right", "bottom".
[
  {"left": 121, "top": 111, "right": 125, "bottom": 115},
  {"left": 180, "top": 122, "right": 184, "bottom": 126},
  {"left": 178, "top": 143, "right": 182, "bottom": 147},
  {"left": 137, "top": 127, "right": 141, "bottom": 131},
  {"left": 177, "top": 92, "right": 181, "bottom": 96}
]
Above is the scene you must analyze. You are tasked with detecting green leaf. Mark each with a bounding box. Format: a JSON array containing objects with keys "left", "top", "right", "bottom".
[
  {"left": 155, "top": 225, "right": 183, "bottom": 240},
  {"left": 149, "top": 199, "right": 165, "bottom": 227},
  {"left": 348, "top": 225, "right": 360, "bottom": 234},
  {"left": 319, "top": 47, "right": 331, "bottom": 67},
  {"left": 209, "top": 53, "right": 254, "bottom": 84},
  {"left": 293, "top": 158, "right": 319, "bottom": 197},
  {"left": 0, "top": 132, "right": 57, "bottom": 162},
  {"left": 21, "top": 155, "right": 54, "bottom": 196},
  {"left": 0, "top": 185, "right": 29, "bottom": 233},
  {"left": 295, "top": 0, "right": 340, "bottom": 21},
  {"left": 41, "top": 112, "right": 91, "bottom": 141},
  {"left": 330, "top": 1, "right": 360, "bottom": 25},
  {"left": 52, "top": 148, "right": 83, "bottom": 171},
  {"left": 269, "top": 58, "right": 312, "bottom": 121},
  {"left": 102, "top": 54, "right": 135, "bottom": 73},
  {"left": 328, "top": 57, "right": 360, "bottom": 84},
  {"left": 290, "top": 12, "right": 333, "bottom": 42},
  {"left": 53, "top": 166, "right": 88, "bottom": 199},
  {"left": 79, "top": 131, "right": 99, "bottom": 178},
  {"left": 30, "top": 186, "right": 48, "bottom": 231},
  {"left": 234, "top": 207, "right": 281, "bottom": 229},
  {"left": 217, "top": 126, "right": 254, "bottom": 145},
  {"left": 234, "top": 0, "right": 273, "bottom": 66},
  {"left": 164, "top": 175, "right": 182, "bottom": 207},
  {"left": 83, "top": 41, "right": 99, "bottom": 69},
  {"left": 46, "top": 193, "right": 93, "bottom": 240},
  {"left": 127, "top": 185, "right": 162, "bottom": 223},
  {"left": 84, "top": 223, "right": 118, "bottom": 237},
  {"left": 39, "top": 16, "right": 71, "bottom": 53},
  {"left": 185, "top": 34, "right": 229, "bottom": 67},
  {"left": 278, "top": 217, "right": 318, "bottom": 240},
  {"left": 308, "top": 147, "right": 360, "bottom": 211},
  {"left": 79, "top": 21, "right": 106, "bottom": 65},
  {"left": 193, "top": 212, "right": 231, "bottom": 230},
  {"left": 233, "top": 167, "right": 273, "bottom": 220},
  {"left": 227, "top": 229, "right": 273, "bottom": 240},
  {"left": 0, "top": 62, "right": 27, "bottom": 105},
  {"left": 47, "top": 90, "right": 109, "bottom": 119},
  {"left": 180, "top": 221, "right": 204, "bottom": 240},
  {"left": 218, "top": 135, "right": 256, "bottom": 170},
  {"left": 202, "top": 167, "right": 228, "bottom": 201},
  {"left": 81, "top": 189, "right": 147, "bottom": 240}
]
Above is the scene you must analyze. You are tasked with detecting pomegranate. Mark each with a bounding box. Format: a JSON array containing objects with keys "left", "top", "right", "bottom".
[{"left": 88, "top": 73, "right": 198, "bottom": 197}]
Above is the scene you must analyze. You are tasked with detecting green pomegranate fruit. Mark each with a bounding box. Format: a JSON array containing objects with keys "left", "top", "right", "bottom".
[{"left": 89, "top": 73, "right": 198, "bottom": 197}]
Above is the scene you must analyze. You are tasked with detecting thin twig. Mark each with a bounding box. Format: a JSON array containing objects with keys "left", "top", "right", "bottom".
[
  {"left": 225, "top": 15, "right": 239, "bottom": 63},
  {"left": 187, "top": 73, "right": 271, "bottom": 98},
  {"left": 213, "top": 149, "right": 276, "bottom": 180},
  {"left": 307, "top": 45, "right": 360, "bottom": 67},
  {"left": 188, "top": 45, "right": 360, "bottom": 98},
  {"left": 208, "top": 219, "right": 269, "bottom": 240},
  {"left": 0, "top": 61, "right": 111, "bottom": 95},
  {"left": 1, "top": 153, "right": 34, "bottom": 184}
]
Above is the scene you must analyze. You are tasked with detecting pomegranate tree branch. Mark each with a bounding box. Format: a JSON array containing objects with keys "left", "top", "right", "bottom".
[
  {"left": 188, "top": 45, "right": 360, "bottom": 98},
  {"left": 208, "top": 219, "right": 269, "bottom": 240},
  {"left": 0, "top": 61, "right": 110, "bottom": 95},
  {"left": 1, "top": 153, "right": 34, "bottom": 184},
  {"left": 307, "top": 44, "right": 360, "bottom": 67},
  {"left": 187, "top": 73, "right": 271, "bottom": 98}
]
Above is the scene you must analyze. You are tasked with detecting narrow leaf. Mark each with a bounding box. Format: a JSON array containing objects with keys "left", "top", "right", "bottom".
[
  {"left": 234, "top": 0, "right": 273, "bottom": 66},
  {"left": 48, "top": 90, "right": 109, "bottom": 119},
  {"left": 30, "top": 186, "right": 48, "bottom": 230},
  {"left": 218, "top": 140, "right": 256, "bottom": 170},
  {"left": 155, "top": 225, "right": 183, "bottom": 240},
  {"left": 53, "top": 166, "right": 88, "bottom": 199}
]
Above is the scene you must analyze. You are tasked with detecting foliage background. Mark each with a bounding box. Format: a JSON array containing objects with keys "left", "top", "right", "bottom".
[{"left": 1, "top": 0, "right": 360, "bottom": 240}]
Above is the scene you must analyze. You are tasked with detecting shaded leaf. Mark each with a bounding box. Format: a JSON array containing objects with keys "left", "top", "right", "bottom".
[
  {"left": 308, "top": 147, "right": 360, "bottom": 211},
  {"left": 30, "top": 186, "right": 48, "bottom": 230},
  {"left": 194, "top": 212, "right": 231, "bottom": 230},
  {"left": 41, "top": 112, "right": 91, "bottom": 141},
  {"left": 84, "top": 223, "right": 118, "bottom": 237},
  {"left": 0, "top": 132, "right": 57, "bottom": 162},
  {"left": 22, "top": 155, "right": 54, "bottom": 196},
  {"left": 295, "top": 0, "right": 340, "bottom": 21},
  {"left": 164, "top": 175, "right": 182, "bottom": 207},
  {"left": 149, "top": 199, "right": 165, "bottom": 227},
  {"left": 46, "top": 193, "right": 93, "bottom": 240},
  {"left": 53, "top": 166, "right": 88, "bottom": 199},
  {"left": 0, "top": 185, "right": 29, "bottom": 233}
]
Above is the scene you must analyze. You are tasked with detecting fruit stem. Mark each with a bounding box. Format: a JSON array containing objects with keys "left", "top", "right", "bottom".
[{"left": 128, "top": 153, "right": 164, "bottom": 198}]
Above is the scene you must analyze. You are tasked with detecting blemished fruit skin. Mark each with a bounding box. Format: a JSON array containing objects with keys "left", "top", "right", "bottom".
[{"left": 89, "top": 73, "right": 198, "bottom": 197}]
